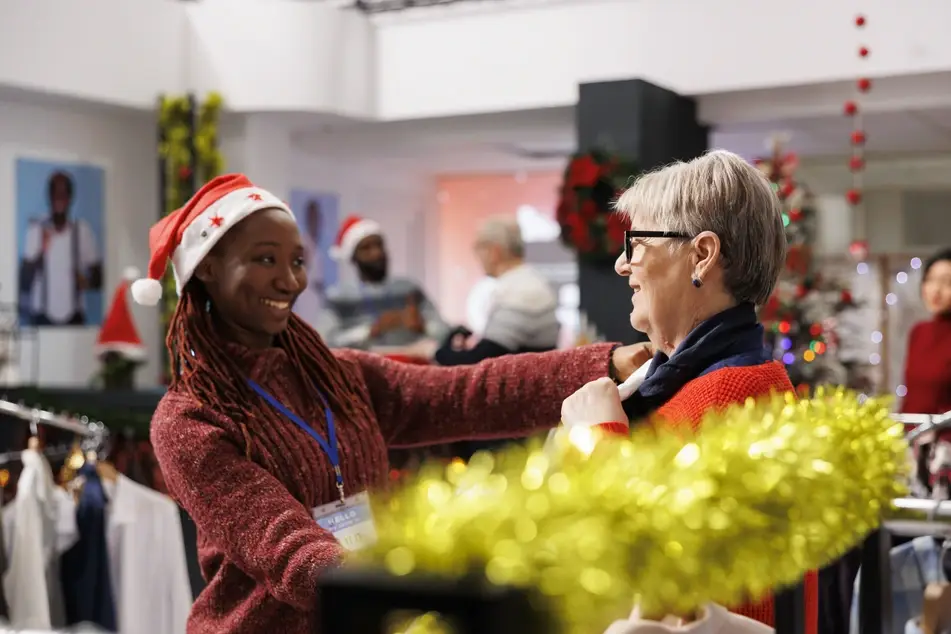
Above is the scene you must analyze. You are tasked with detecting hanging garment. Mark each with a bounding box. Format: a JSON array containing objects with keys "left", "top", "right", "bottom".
[
  {"left": 104, "top": 474, "right": 192, "bottom": 634},
  {"left": 850, "top": 536, "right": 946, "bottom": 634},
  {"left": 60, "top": 463, "right": 116, "bottom": 630},
  {"left": 1, "top": 449, "right": 78, "bottom": 629},
  {"left": 603, "top": 603, "right": 774, "bottom": 634}
]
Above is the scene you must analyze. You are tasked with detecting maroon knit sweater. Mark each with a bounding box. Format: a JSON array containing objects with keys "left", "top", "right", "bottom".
[{"left": 150, "top": 341, "right": 616, "bottom": 634}]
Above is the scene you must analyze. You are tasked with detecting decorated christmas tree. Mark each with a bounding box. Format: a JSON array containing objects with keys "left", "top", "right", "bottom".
[{"left": 755, "top": 138, "right": 860, "bottom": 390}]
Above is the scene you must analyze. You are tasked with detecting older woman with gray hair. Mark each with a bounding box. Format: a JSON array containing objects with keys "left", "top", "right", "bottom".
[
  {"left": 561, "top": 150, "right": 817, "bottom": 633},
  {"left": 435, "top": 215, "right": 560, "bottom": 367}
]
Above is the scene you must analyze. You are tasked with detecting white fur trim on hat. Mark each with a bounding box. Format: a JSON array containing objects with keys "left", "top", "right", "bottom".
[
  {"left": 170, "top": 187, "right": 294, "bottom": 296},
  {"left": 330, "top": 219, "right": 382, "bottom": 261},
  {"left": 95, "top": 342, "right": 146, "bottom": 361},
  {"left": 131, "top": 278, "right": 163, "bottom": 306}
]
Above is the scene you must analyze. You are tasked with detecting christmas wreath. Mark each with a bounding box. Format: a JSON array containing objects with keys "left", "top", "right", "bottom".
[{"left": 556, "top": 149, "right": 639, "bottom": 262}]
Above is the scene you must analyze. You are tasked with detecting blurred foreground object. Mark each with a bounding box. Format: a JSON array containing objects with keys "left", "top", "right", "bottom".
[{"left": 335, "top": 388, "right": 906, "bottom": 634}]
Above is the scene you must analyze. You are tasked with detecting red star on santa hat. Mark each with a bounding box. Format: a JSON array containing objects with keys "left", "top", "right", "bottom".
[
  {"left": 210, "top": 215, "right": 223, "bottom": 228},
  {"left": 248, "top": 193, "right": 263, "bottom": 201}
]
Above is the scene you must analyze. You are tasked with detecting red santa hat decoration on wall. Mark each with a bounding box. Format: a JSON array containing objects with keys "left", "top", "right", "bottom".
[
  {"left": 129, "top": 174, "right": 295, "bottom": 306},
  {"left": 329, "top": 215, "right": 382, "bottom": 262},
  {"left": 96, "top": 267, "right": 146, "bottom": 360}
]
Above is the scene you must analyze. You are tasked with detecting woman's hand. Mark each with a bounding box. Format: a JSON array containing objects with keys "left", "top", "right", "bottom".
[
  {"left": 610, "top": 342, "right": 654, "bottom": 382},
  {"left": 561, "top": 377, "right": 627, "bottom": 427}
]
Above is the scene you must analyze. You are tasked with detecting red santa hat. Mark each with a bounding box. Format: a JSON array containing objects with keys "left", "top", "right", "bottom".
[
  {"left": 329, "top": 215, "right": 382, "bottom": 262},
  {"left": 96, "top": 267, "right": 146, "bottom": 360},
  {"left": 130, "top": 174, "right": 294, "bottom": 306}
]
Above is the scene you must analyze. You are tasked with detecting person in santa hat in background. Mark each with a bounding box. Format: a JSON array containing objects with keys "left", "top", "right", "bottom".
[
  {"left": 317, "top": 215, "right": 448, "bottom": 355},
  {"left": 93, "top": 267, "right": 146, "bottom": 389},
  {"left": 127, "top": 173, "right": 648, "bottom": 634}
]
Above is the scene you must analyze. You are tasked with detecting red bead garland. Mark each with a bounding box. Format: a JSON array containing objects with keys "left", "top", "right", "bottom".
[{"left": 844, "top": 13, "right": 869, "bottom": 254}]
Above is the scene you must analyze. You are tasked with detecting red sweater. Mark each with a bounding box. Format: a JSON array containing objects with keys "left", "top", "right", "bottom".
[
  {"left": 654, "top": 362, "right": 818, "bottom": 634},
  {"left": 900, "top": 316, "right": 951, "bottom": 418},
  {"left": 150, "top": 342, "right": 615, "bottom": 634}
]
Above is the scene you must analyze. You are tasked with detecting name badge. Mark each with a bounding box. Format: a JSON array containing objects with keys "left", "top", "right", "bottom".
[{"left": 312, "top": 491, "right": 378, "bottom": 552}]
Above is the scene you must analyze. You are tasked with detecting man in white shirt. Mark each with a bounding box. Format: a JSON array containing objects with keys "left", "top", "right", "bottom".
[{"left": 18, "top": 171, "right": 102, "bottom": 326}]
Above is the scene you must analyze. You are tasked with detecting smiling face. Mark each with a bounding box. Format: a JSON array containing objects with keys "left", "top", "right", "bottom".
[
  {"left": 614, "top": 217, "right": 697, "bottom": 339},
  {"left": 195, "top": 208, "right": 306, "bottom": 349}
]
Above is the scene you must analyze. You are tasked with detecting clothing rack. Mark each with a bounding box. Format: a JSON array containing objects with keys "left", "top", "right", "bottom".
[
  {"left": 854, "top": 414, "right": 951, "bottom": 634},
  {"left": 0, "top": 398, "right": 108, "bottom": 466},
  {"left": 0, "top": 625, "right": 108, "bottom": 633},
  {"left": 0, "top": 443, "right": 74, "bottom": 467},
  {"left": 0, "top": 398, "right": 103, "bottom": 438},
  {"left": 857, "top": 498, "right": 951, "bottom": 634},
  {"left": 895, "top": 410, "right": 951, "bottom": 443}
]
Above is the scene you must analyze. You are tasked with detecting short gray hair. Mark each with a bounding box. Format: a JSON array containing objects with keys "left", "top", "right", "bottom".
[
  {"left": 476, "top": 215, "right": 525, "bottom": 258},
  {"left": 614, "top": 150, "right": 786, "bottom": 306}
]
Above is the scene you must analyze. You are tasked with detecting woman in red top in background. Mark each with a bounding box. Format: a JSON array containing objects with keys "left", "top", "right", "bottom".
[
  {"left": 561, "top": 150, "right": 818, "bottom": 633},
  {"left": 901, "top": 248, "right": 951, "bottom": 418},
  {"left": 127, "top": 174, "right": 646, "bottom": 634},
  {"left": 901, "top": 249, "right": 951, "bottom": 493}
]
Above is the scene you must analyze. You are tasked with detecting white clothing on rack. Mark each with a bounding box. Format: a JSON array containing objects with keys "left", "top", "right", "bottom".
[
  {"left": 1, "top": 450, "right": 78, "bottom": 629},
  {"left": 603, "top": 603, "right": 773, "bottom": 634},
  {"left": 103, "top": 474, "right": 191, "bottom": 634}
]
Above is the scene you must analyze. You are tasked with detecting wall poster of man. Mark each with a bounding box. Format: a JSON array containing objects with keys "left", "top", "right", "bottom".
[
  {"left": 15, "top": 156, "right": 106, "bottom": 327},
  {"left": 288, "top": 189, "right": 339, "bottom": 327}
]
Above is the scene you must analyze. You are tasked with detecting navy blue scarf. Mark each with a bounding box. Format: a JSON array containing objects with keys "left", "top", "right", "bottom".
[{"left": 622, "top": 302, "right": 769, "bottom": 421}]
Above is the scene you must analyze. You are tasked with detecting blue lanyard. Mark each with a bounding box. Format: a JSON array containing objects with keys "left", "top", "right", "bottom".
[{"left": 247, "top": 379, "right": 345, "bottom": 500}]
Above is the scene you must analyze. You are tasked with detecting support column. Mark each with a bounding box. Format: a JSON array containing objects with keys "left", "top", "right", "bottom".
[{"left": 575, "top": 79, "right": 709, "bottom": 344}]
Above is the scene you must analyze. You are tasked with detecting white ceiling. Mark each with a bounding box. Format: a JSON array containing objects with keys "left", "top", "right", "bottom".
[{"left": 291, "top": 105, "right": 951, "bottom": 173}]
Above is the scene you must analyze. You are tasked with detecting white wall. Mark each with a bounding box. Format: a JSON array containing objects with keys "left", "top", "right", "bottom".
[
  {"left": 375, "top": 0, "right": 951, "bottom": 119},
  {"left": 0, "top": 0, "right": 184, "bottom": 109},
  {"left": 799, "top": 154, "right": 951, "bottom": 255},
  {"left": 0, "top": 99, "right": 160, "bottom": 388}
]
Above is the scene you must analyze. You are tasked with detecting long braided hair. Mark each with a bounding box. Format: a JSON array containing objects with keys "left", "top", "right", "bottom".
[{"left": 166, "top": 280, "right": 367, "bottom": 446}]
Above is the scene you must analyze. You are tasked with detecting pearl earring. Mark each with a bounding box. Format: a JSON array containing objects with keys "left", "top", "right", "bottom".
[
  {"left": 691, "top": 276, "right": 703, "bottom": 288},
  {"left": 205, "top": 299, "right": 212, "bottom": 313}
]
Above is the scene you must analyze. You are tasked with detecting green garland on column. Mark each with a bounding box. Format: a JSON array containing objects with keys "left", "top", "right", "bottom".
[{"left": 157, "top": 93, "right": 224, "bottom": 378}]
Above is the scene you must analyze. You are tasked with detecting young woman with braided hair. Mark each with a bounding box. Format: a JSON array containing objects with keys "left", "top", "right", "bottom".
[{"left": 131, "top": 174, "right": 648, "bottom": 634}]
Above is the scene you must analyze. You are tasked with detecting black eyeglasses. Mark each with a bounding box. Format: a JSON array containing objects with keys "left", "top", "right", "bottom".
[{"left": 624, "top": 230, "right": 693, "bottom": 262}]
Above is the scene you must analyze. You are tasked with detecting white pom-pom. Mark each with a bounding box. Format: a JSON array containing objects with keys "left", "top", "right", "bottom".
[
  {"left": 131, "top": 278, "right": 163, "bottom": 306},
  {"left": 328, "top": 245, "right": 343, "bottom": 260},
  {"left": 123, "top": 266, "right": 141, "bottom": 282}
]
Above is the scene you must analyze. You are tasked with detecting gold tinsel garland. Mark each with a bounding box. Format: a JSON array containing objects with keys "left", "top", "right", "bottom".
[
  {"left": 360, "top": 389, "right": 907, "bottom": 634},
  {"left": 157, "top": 93, "right": 224, "bottom": 352}
]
